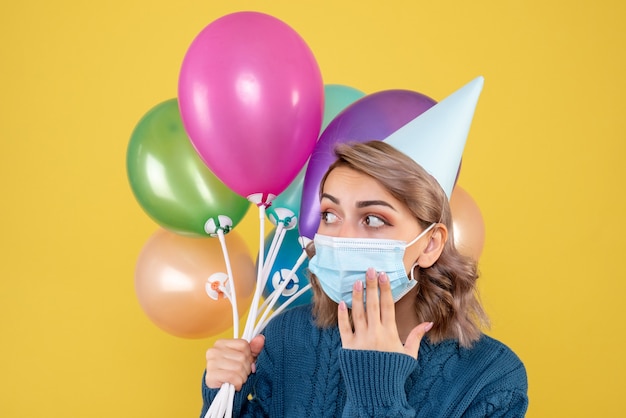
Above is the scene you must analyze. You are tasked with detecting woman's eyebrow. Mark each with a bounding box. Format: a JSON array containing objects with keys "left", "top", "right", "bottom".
[
  {"left": 321, "top": 193, "right": 397, "bottom": 212},
  {"left": 356, "top": 200, "right": 397, "bottom": 211},
  {"left": 320, "top": 193, "right": 339, "bottom": 204}
]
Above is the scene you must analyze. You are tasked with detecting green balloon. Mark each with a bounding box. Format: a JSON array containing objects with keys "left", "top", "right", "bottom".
[{"left": 127, "top": 99, "right": 250, "bottom": 237}]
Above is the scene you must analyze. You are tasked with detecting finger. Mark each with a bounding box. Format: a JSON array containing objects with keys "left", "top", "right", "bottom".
[
  {"left": 337, "top": 301, "right": 354, "bottom": 347},
  {"left": 403, "top": 322, "right": 434, "bottom": 359},
  {"left": 205, "top": 367, "right": 247, "bottom": 391},
  {"left": 206, "top": 350, "right": 252, "bottom": 377},
  {"left": 209, "top": 340, "right": 252, "bottom": 365},
  {"left": 378, "top": 272, "right": 396, "bottom": 327},
  {"left": 249, "top": 335, "right": 265, "bottom": 373},
  {"left": 205, "top": 339, "right": 255, "bottom": 388},
  {"left": 205, "top": 352, "right": 251, "bottom": 390},
  {"left": 249, "top": 335, "right": 265, "bottom": 358},
  {"left": 365, "top": 267, "right": 380, "bottom": 325},
  {"left": 350, "top": 279, "right": 366, "bottom": 333},
  {"left": 213, "top": 338, "right": 253, "bottom": 357}
]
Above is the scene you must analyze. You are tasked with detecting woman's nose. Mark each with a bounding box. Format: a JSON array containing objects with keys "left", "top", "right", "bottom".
[{"left": 335, "top": 222, "right": 357, "bottom": 238}]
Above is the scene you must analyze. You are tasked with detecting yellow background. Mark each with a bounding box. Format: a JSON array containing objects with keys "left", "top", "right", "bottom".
[{"left": 1, "top": 1, "right": 624, "bottom": 416}]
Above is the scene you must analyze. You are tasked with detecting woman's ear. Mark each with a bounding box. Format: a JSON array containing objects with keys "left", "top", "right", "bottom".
[{"left": 417, "top": 224, "right": 448, "bottom": 268}]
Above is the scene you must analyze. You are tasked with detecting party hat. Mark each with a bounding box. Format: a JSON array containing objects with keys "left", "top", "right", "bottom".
[{"left": 384, "top": 76, "right": 484, "bottom": 197}]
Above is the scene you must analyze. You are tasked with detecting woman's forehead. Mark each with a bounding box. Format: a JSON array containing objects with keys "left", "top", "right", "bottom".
[{"left": 322, "top": 167, "right": 398, "bottom": 204}]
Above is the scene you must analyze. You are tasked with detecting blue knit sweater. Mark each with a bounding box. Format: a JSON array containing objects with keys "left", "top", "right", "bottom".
[{"left": 201, "top": 305, "right": 528, "bottom": 417}]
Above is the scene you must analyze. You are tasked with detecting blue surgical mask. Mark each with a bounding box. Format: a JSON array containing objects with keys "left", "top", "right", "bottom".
[{"left": 308, "top": 223, "right": 436, "bottom": 308}]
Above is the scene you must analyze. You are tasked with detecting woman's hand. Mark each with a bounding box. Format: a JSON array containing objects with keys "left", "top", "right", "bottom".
[
  {"left": 337, "top": 267, "right": 433, "bottom": 359},
  {"left": 204, "top": 335, "right": 265, "bottom": 391}
]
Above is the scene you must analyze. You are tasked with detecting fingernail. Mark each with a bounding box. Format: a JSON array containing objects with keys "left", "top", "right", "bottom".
[
  {"left": 251, "top": 362, "right": 257, "bottom": 374},
  {"left": 424, "top": 322, "right": 434, "bottom": 332},
  {"left": 355, "top": 280, "right": 363, "bottom": 291},
  {"left": 338, "top": 301, "right": 347, "bottom": 311},
  {"left": 379, "top": 272, "right": 388, "bottom": 283},
  {"left": 366, "top": 267, "right": 376, "bottom": 280}
]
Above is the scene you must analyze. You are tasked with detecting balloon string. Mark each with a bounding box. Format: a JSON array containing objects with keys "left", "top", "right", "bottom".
[
  {"left": 259, "top": 223, "right": 287, "bottom": 296},
  {"left": 253, "top": 249, "right": 308, "bottom": 336},
  {"left": 205, "top": 382, "right": 229, "bottom": 417},
  {"left": 208, "top": 205, "right": 269, "bottom": 418},
  {"left": 226, "top": 386, "right": 235, "bottom": 418},
  {"left": 261, "top": 222, "right": 285, "bottom": 278},
  {"left": 254, "top": 254, "right": 298, "bottom": 335},
  {"left": 256, "top": 245, "right": 304, "bottom": 319},
  {"left": 207, "top": 205, "right": 309, "bottom": 418},
  {"left": 205, "top": 230, "right": 241, "bottom": 418},
  {"left": 215, "top": 387, "right": 227, "bottom": 417},
  {"left": 260, "top": 283, "right": 312, "bottom": 333},
  {"left": 242, "top": 205, "right": 267, "bottom": 341},
  {"left": 257, "top": 211, "right": 299, "bottom": 310},
  {"left": 217, "top": 229, "right": 239, "bottom": 339}
]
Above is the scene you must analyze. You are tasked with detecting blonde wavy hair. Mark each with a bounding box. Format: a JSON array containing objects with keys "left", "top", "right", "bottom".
[{"left": 307, "top": 140, "right": 489, "bottom": 348}]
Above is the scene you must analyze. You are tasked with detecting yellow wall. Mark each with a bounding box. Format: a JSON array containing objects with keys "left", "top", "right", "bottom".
[{"left": 1, "top": 1, "right": 624, "bottom": 416}]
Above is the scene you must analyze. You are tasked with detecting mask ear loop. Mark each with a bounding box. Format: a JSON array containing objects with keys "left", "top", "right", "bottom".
[
  {"left": 410, "top": 261, "right": 420, "bottom": 281},
  {"left": 410, "top": 192, "right": 448, "bottom": 281},
  {"left": 408, "top": 223, "right": 436, "bottom": 284},
  {"left": 406, "top": 222, "right": 437, "bottom": 247}
]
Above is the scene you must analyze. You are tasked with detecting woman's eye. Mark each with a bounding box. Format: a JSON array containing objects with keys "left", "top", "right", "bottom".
[
  {"left": 364, "top": 215, "right": 386, "bottom": 228},
  {"left": 321, "top": 211, "right": 338, "bottom": 224}
]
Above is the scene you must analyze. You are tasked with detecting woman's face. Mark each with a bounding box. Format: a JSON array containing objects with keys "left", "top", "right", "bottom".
[{"left": 318, "top": 166, "right": 430, "bottom": 271}]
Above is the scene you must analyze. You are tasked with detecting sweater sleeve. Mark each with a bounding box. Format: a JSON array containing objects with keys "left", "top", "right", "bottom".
[
  {"left": 461, "top": 367, "right": 528, "bottom": 418},
  {"left": 460, "top": 345, "right": 529, "bottom": 418},
  {"left": 339, "top": 349, "right": 419, "bottom": 417},
  {"left": 461, "top": 389, "right": 528, "bottom": 418}
]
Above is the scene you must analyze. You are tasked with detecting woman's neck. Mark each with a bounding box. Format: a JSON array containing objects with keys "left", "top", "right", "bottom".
[{"left": 394, "top": 286, "right": 420, "bottom": 344}]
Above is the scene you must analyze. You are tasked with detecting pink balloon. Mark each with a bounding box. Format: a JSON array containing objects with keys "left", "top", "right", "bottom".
[{"left": 178, "top": 12, "right": 324, "bottom": 201}]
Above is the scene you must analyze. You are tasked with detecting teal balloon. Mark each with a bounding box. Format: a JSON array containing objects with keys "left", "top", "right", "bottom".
[
  {"left": 260, "top": 227, "right": 312, "bottom": 308},
  {"left": 266, "top": 166, "right": 304, "bottom": 225},
  {"left": 127, "top": 99, "right": 251, "bottom": 236},
  {"left": 321, "top": 84, "right": 366, "bottom": 132},
  {"left": 267, "top": 84, "right": 365, "bottom": 225}
]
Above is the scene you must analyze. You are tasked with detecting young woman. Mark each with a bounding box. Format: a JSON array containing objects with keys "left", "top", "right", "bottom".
[{"left": 201, "top": 140, "right": 528, "bottom": 417}]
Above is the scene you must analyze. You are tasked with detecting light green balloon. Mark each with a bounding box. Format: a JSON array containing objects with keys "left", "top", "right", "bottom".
[{"left": 127, "top": 99, "right": 250, "bottom": 237}]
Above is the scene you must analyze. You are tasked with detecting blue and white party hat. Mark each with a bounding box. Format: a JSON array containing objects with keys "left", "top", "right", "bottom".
[{"left": 384, "top": 76, "right": 484, "bottom": 197}]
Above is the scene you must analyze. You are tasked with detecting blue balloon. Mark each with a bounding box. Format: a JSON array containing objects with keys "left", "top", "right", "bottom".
[{"left": 259, "top": 227, "right": 312, "bottom": 308}]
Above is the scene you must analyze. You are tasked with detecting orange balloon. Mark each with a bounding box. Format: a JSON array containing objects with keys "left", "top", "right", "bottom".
[
  {"left": 450, "top": 186, "right": 485, "bottom": 262},
  {"left": 134, "top": 229, "right": 256, "bottom": 338}
]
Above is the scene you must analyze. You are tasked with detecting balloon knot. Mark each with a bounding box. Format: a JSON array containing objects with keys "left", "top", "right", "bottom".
[
  {"left": 206, "top": 272, "right": 230, "bottom": 301},
  {"left": 247, "top": 193, "right": 277, "bottom": 207},
  {"left": 204, "top": 216, "right": 233, "bottom": 236}
]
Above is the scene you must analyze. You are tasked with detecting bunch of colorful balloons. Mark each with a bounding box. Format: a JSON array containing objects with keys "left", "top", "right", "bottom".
[
  {"left": 126, "top": 11, "right": 486, "bottom": 345},
  {"left": 126, "top": 10, "right": 487, "bottom": 418}
]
